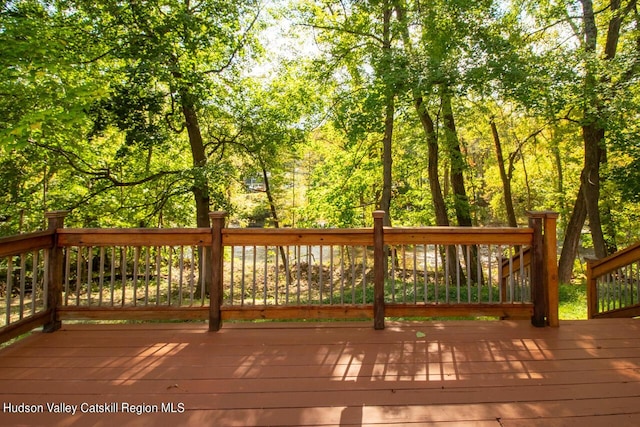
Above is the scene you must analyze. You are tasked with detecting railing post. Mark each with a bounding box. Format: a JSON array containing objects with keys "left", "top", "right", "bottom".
[
  {"left": 543, "top": 212, "right": 559, "bottom": 327},
  {"left": 373, "top": 211, "right": 385, "bottom": 330},
  {"left": 209, "top": 211, "right": 226, "bottom": 332},
  {"left": 43, "top": 211, "right": 67, "bottom": 333},
  {"left": 529, "top": 215, "right": 545, "bottom": 327},
  {"left": 586, "top": 259, "right": 598, "bottom": 319},
  {"left": 528, "top": 211, "right": 559, "bottom": 327}
]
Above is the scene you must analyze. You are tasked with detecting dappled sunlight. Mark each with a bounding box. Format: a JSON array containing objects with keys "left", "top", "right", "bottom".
[
  {"left": 113, "top": 342, "right": 189, "bottom": 386},
  {"left": 1, "top": 320, "right": 639, "bottom": 426},
  {"left": 323, "top": 332, "right": 552, "bottom": 383}
]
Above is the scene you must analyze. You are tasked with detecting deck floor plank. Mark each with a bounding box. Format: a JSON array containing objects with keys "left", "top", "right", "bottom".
[{"left": 0, "top": 319, "right": 639, "bottom": 426}]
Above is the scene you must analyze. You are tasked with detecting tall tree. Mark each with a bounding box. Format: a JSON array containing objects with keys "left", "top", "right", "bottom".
[
  {"left": 490, "top": 119, "right": 519, "bottom": 227},
  {"left": 379, "top": 0, "right": 396, "bottom": 226},
  {"left": 299, "top": 0, "right": 406, "bottom": 226},
  {"left": 553, "top": 0, "right": 638, "bottom": 278},
  {"left": 78, "top": 0, "right": 261, "bottom": 228},
  {"left": 395, "top": 0, "right": 447, "bottom": 227},
  {"left": 442, "top": 87, "right": 473, "bottom": 227},
  {"left": 0, "top": 1, "right": 108, "bottom": 232}
]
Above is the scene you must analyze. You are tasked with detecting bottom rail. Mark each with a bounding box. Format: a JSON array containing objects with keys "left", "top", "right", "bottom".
[
  {"left": 385, "top": 303, "right": 532, "bottom": 320},
  {"left": 222, "top": 305, "right": 374, "bottom": 321},
  {"left": 0, "top": 310, "right": 51, "bottom": 344},
  {"left": 591, "top": 305, "right": 640, "bottom": 319},
  {"left": 221, "top": 303, "right": 532, "bottom": 322},
  {"left": 55, "top": 303, "right": 534, "bottom": 324},
  {"left": 58, "top": 307, "right": 208, "bottom": 321}
]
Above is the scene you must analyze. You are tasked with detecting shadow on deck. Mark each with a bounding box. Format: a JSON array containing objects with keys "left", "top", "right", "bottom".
[{"left": 1, "top": 319, "right": 639, "bottom": 426}]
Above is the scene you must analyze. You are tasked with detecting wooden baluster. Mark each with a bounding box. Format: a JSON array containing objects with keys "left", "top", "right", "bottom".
[
  {"left": 31, "top": 250, "right": 39, "bottom": 316},
  {"left": 6, "top": 257, "right": 13, "bottom": 326},
  {"left": 98, "top": 247, "right": 105, "bottom": 306},
  {"left": 19, "top": 253, "right": 26, "bottom": 319}
]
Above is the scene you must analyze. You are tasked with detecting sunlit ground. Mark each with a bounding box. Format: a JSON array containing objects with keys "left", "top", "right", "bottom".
[{"left": 559, "top": 282, "right": 588, "bottom": 320}]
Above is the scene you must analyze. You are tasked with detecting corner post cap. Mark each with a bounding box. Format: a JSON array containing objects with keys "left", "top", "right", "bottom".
[
  {"left": 209, "top": 211, "right": 227, "bottom": 220},
  {"left": 372, "top": 210, "right": 386, "bottom": 219},
  {"left": 526, "top": 211, "right": 559, "bottom": 219},
  {"left": 44, "top": 210, "right": 68, "bottom": 219}
]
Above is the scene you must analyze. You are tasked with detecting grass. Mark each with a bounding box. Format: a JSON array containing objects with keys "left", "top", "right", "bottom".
[
  {"left": 241, "top": 280, "right": 591, "bottom": 323},
  {"left": 558, "top": 281, "right": 588, "bottom": 320}
]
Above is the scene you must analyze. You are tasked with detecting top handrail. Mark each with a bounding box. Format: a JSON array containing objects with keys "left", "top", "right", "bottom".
[
  {"left": 53, "top": 225, "right": 535, "bottom": 248},
  {"left": 57, "top": 228, "right": 212, "bottom": 247},
  {"left": 384, "top": 227, "right": 533, "bottom": 245},
  {"left": 586, "top": 241, "right": 640, "bottom": 319},
  {"left": 587, "top": 241, "right": 640, "bottom": 278},
  {"left": 0, "top": 230, "right": 55, "bottom": 258},
  {"left": 222, "top": 228, "right": 374, "bottom": 246}
]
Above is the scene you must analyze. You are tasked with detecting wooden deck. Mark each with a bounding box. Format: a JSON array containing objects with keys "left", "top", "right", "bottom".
[{"left": 0, "top": 319, "right": 639, "bottom": 426}]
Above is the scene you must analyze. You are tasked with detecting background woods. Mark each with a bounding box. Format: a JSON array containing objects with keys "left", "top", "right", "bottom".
[{"left": 1, "top": 0, "right": 639, "bottom": 283}]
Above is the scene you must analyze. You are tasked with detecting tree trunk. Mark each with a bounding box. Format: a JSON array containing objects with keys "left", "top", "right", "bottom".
[
  {"left": 380, "top": 94, "right": 394, "bottom": 227},
  {"left": 181, "top": 95, "right": 210, "bottom": 229},
  {"left": 577, "top": 0, "right": 625, "bottom": 259},
  {"left": 579, "top": 0, "right": 604, "bottom": 258},
  {"left": 395, "top": 0, "right": 447, "bottom": 227},
  {"left": 261, "top": 162, "right": 291, "bottom": 285},
  {"left": 580, "top": 123, "right": 608, "bottom": 259},
  {"left": 490, "top": 119, "right": 518, "bottom": 227},
  {"left": 261, "top": 163, "right": 280, "bottom": 229},
  {"left": 415, "top": 97, "right": 449, "bottom": 227},
  {"left": 441, "top": 89, "right": 472, "bottom": 227},
  {"left": 558, "top": 184, "right": 587, "bottom": 283},
  {"left": 559, "top": 0, "right": 629, "bottom": 278},
  {"left": 181, "top": 92, "right": 211, "bottom": 299},
  {"left": 395, "top": 1, "right": 456, "bottom": 283},
  {"left": 597, "top": 0, "right": 622, "bottom": 255},
  {"left": 442, "top": 90, "right": 482, "bottom": 284},
  {"left": 379, "top": 2, "right": 394, "bottom": 227},
  {"left": 414, "top": 96, "right": 462, "bottom": 285},
  {"left": 551, "top": 130, "right": 565, "bottom": 217}
]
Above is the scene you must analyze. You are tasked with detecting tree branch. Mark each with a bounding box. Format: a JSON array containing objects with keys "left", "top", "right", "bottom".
[
  {"left": 78, "top": 48, "right": 116, "bottom": 65},
  {"left": 31, "top": 139, "right": 182, "bottom": 187},
  {"left": 202, "top": 7, "right": 262, "bottom": 74},
  {"left": 298, "top": 23, "right": 384, "bottom": 45}
]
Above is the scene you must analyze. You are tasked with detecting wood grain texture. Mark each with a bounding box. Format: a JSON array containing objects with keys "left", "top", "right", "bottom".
[
  {"left": 0, "top": 319, "right": 638, "bottom": 426},
  {"left": 57, "top": 229, "right": 212, "bottom": 247},
  {"left": 384, "top": 227, "right": 533, "bottom": 245},
  {"left": 0, "top": 230, "right": 53, "bottom": 258},
  {"left": 222, "top": 228, "right": 374, "bottom": 246}
]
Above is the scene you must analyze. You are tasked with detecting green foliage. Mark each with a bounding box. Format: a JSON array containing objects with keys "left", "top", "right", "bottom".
[
  {"left": 0, "top": 0, "right": 264, "bottom": 232},
  {"left": 299, "top": 130, "right": 381, "bottom": 227},
  {"left": 0, "top": 0, "right": 639, "bottom": 288},
  {"left": 558, "top": 282, "right": 588, "bottom": 320}
]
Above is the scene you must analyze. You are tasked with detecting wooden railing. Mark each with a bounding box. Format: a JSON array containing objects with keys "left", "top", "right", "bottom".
[
  {"left": 0, "top": 212, "right": 64, "bottom": 344},
  {"left": 55, "top": 227, "right": 213, "bottom": 321},
  {"left": 587, "top": 242, "right": 640, "bottom": 318},
  {"left": 0, "top": 210, "right": 559, "bottom": 343}
]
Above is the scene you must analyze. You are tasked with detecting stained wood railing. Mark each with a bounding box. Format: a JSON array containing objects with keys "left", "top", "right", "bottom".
[
  {"left": 0, "top": 210, "right": 559, "bottom": 343},
  {"left": 0, "top": 212, "right": 64, "bottom": 343},
  {"left": 55, "top": 227, "right": 213, "bottom": 321},
  {"left": 587, "top": 242, "right": 640, "bottom": 318}
]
